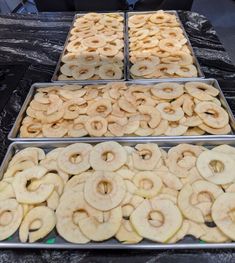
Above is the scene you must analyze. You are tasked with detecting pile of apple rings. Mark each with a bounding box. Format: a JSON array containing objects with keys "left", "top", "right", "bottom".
[
  {"left": 2, "top": 142, "right": 235, "bottom": 244},
  {"left": 129, "top": 10, "right": 198, "bottom": 79},
  {"left": 19, "top": 82, "right": 231, "bottom": 138},
  {"left": 59, "top": 13, "right": 124, "bottom": 80}
]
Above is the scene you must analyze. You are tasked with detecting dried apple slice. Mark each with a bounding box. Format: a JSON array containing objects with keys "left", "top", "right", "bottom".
[
  {"left": 12, "top": 166, "right": 54, "bottom": 204},
  {"left": 130, "top": 198, "right": 182, "bottom": 242},
  {"left": 212, "top": 192, "right": 235, "bottom": 241},
  {"left": 197, "top": 150, "right": 235, "bottom": 184},
  {"left": 20, "top": 206, "right": 56, "bottom": 243},
  {"left": 0, "top": 198, "right": 23, "bottom": 241}
]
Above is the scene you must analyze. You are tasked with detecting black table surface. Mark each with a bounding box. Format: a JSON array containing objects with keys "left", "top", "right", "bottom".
[{"left": 0, "top": 11, "right": 235, "bottom": 262}]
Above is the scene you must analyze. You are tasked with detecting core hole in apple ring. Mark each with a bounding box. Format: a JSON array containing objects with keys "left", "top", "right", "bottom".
[
  {"left": 68, "top": 104, "right": 79, "bottom": 111},
  {"left": 69, "top": 153, "right": 82, "bottom": 164},
  {"left": 209, "top": 160, "right": 225, "bottom": 173},
  {"left": 101, "top": 151, "right": 115, "bottom": 162},
  {"left": 91, "top": 120, "right": 103, "bottom": 130},
  {"left": 97, "top": 180, "right": 113, "bottom": 195},
  {"left": 163, "top": 107, "right": 175, "bottom": 115},
  {"left": 139, "top": 150, "right": 152, "bottom": 160},
  {"left": 148, "top": 211, "right": 164, "bottom": 227},
  {"left": 163, "top": 87, "right": 173, "bottom": 93},
  {"left": 139, "top": 178, "right": 153, "bottom": 190}
]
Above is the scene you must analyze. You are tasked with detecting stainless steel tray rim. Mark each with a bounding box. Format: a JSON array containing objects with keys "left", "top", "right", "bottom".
[
  {"left": 8, "top": 78, "right": 235, "bottom": 142},
  {"left": 2, "top": 138, "right": 235, "bottom": 249},
  {"left": 51, "top": 12, "right": 127, "bottom": 83},
  {"left": 126, "top": 10, "right": 205, "bottom": 81}
]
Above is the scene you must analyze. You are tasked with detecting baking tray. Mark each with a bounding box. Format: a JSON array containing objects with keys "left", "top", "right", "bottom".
[
  {"left": 1, "top": 138, "right": 235, "bottom": 249},
  {"left": 8, "top": 78, "right": 235, "bottom": 141},
  {"left": 51, "top": 12, "right": 127, "bottom": 83},
  {"left": 126, "top": 11, "right": 205, "bottom": 81}
]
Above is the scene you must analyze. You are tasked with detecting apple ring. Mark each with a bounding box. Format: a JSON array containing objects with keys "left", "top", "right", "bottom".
[
  {"left": 63, "top": 98, "right": 86, "bottom": 120},
  {"left": 149, "top": 12, "right": 171, "bottom": 24},
  {"left": 66, "top": 39, "right": 82, "bottom": 53},
  {"left": 156, "top": 49, "right": 170, "bottom": 58},
  {"left": 129, "top": 14, "right": 147, "bottom": 25},
  {"left": 0, "top": 199, "right": 23, "bottom": 241},
  {"left": 212, "top": 193, "right": 235, "bottom": 241},
  {"left": 132, "top": 144, "right": 161, "bottom": 171},
  {"left": 164, "top": 121, "right": 188, "bottom": 136},
  {"left": 130, "top": 61, "right": 155, "bottom": 77},
  {"left": 90, "top": 141, "right": 127, "bottom": 171},
  {"left": 86, "top": 98, "right": 112, "bottom": 117},
  {"left": 197, "top": 150, "right": 235, "bottom": 184},
  {"left": 131, "top": 55, "right": 160, "bottom": 66},
  {"left": 57, "top": 143, "right": 92, "bottom": 175},
  {"left": 161, "top": 51, "right": 193, "bottom": 65},
  {"left": 133, "top": 171, "right": 162, "bottom": 198},
  {"left": 82, "top": 36, "right": 106, "bottom": 48},
  {"left": 19, "top": 206, "right": 56, "bottom": 243},
  {"left": 151, "top": 83, "right": 184, "bottom": 100},
  {"left": 161, "top": 27, "right": 184, "bottom": 39},
  {"left": 60, "top": 63, "right": 77, "bottom": 77},
  {"left": 98, "top": 64, "right": 122, "bottom": 80},
  {"left": 78, "top": 52, "right": 100, "bottom": 66},
  {"left": 141, "top": 37, "right": 159, "bottom": 49},
  {"left": 70, "top": 28, "right": 95, "bottom": 38},
  {"left": 175, "top": 65, "right": 197, "bottom": 77},
  {"left": 156, "top": 102, "right": 184, "bottom": 121},
  {"left": 68, "top": 116, "right": 89, "bottom": 137},
  {"left": 159, "top": 39, "right": 182, "bottom": 53},
  {"left": 12, "top": 166, "right": 54, "bottom": 204},
  {"left": 185, "top": 82, "right": 219, "bottom": 100},
  {"left": 72, "top": 65, "right": 95, "bottom": 80},
  {"left": 199, "top": 123, "right": 231, "bottom": 135},
  {"left": 167, "top": 144, "right": 203, "bottom": 178},
  {"left": 155, "top": 63, "right": 179, "bottom": 76},
  {"left": 84, "top": 171, "right": 126, "bottom": 211},
  {"left": 130, "top": 198, "right": 182, "bottom": 242},
  {"left": 42, "top": 122, "right": 68, "bottom": 137},
  {"left": 195, "top": 101, "right": 229, "bottom": 128},
  {"left": 61, "top": 53, "right": 79, "bottom": 64},
  {"left": 130, "top": 29, "right": 150, "bottom": 40},
  {"left": 20, "top": 122, "right": 42, "bottom": 138},
  {"left": 98, "top": 44, "right": 119, "bottom": 57},
  {"left": 137, "top": 105, "right": 161, "bottom": 128},
  {"left": 85, "top": 116, "right": 108, "bottom": 136}
]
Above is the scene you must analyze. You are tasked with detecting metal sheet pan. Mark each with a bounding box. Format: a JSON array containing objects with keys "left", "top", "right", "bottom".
[
  {"left": 1, "top": 138, "right": 235, "bottom": 249},
  {"left": 126, "top": 10, "right": 205, "bottom": 80},
  {"left": 8, "top": 78, "right": 235, "bottom": 141},
  {"left": 51, "top": 12, "right": 127, "bottom": 83}
]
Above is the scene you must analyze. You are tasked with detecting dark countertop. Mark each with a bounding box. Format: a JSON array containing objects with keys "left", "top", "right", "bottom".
[{"left": 0, "top": 10, "right": 235, "bottom": 262}]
